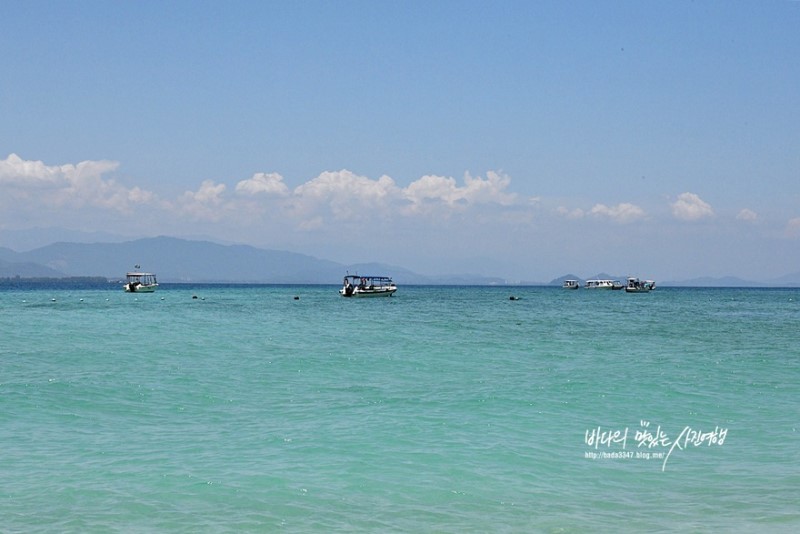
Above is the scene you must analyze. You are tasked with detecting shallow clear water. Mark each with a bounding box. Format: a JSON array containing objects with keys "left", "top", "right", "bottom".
[{"left": 2, "top": 285, "right": 799, "bottom": 532}]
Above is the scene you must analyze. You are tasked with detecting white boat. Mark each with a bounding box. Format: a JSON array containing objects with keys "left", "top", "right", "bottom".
[
  {"left": 124, "top": 266, "right": 158, "bottom": 293},
  {"left": 584, "top": 279, "right": 616, "bottom": 289},
  {"left": 340, "top": 275, "right": 397, "bottom": 297},
  {"left": 562, "top": 279, "right": 580, "bottom": 290},
  {"left": 625, "top": 277, "right": 655, "bottom": 293}
]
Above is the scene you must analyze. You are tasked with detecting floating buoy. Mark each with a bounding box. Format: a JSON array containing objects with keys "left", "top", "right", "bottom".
[
  {"left": 509, "top": 296, "right": 520, "bottom": 301},
  {"left": 293, "top": 296, "right": 300, "bottom": 300}
]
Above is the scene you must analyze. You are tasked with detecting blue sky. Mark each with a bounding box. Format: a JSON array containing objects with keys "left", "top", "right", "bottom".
[{"left": 2, "top": 1, "right": 799, "bottom": 281}]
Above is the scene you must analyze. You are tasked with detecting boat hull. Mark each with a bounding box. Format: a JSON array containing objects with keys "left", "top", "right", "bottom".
[
  {"left": 125, "top": 283, "right": 158, "bottom": 293},
  {"left": 339, "top": 288, "right": 396, "bottom": 298},
  {"left": 625, "top": 278, "right": 655, "bottom": 293}
]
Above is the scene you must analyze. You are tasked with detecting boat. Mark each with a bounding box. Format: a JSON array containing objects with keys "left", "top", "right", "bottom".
[
  {"left": 562, "top": 279, "right": 580, "bottom": 290},
  {"left": 584, "top": 279, "right": 617, "bottom": 289},
  {"left": 340, "top": 275, "right": 397, "bottom": 297},
  {"left": 625, "top": 277, "right": 655, "bottom": 293},
  {"left": 124, "top": 266, "right": 158, "bottom": 293}
]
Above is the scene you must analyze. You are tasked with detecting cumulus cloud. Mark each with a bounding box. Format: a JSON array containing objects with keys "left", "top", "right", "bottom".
[
  {"left": 290, "top": 170, "right": 399, "bottom": 222},
  {"left": 589, "top": 202, "right": 646, "bottom": 223},
  {"left": 460, "top": 171, "right": 517, "bottom": 205},
  {"left": 0, "top": 153, "right": 72, "bottom": 187},
  {"left": 736, "top": 208, "right": 758, "bottom": 222},
  {"left": 177, "top": 180, "right": 229, "bottom": 221},
  {"left": 402, "top": 171, "right": 516, "bottom": 214},
  {"left": 0, "top": 153, "right": 155, "bottom": 213},
  {"left": 671, "top": 192, "right": 714, "bottom": 221},
  {"left": 235, "top": 172, "right": 290, "bottom": 196},
  {"left": 1, "top": 155, "right": 533, "bottom": 236}
]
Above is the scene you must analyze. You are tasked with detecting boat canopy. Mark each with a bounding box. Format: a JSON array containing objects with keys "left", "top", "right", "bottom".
[
  {"left": 126, "top": 272, "right": 158, "bottom": 284},
  {"left": 343, "top": 275, "right": 393, "bottom": 283}
]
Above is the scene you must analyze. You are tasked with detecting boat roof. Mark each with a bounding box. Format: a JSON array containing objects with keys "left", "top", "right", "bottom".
[{"left": 344, "top": 274, "right": 393, "bottom": 280}]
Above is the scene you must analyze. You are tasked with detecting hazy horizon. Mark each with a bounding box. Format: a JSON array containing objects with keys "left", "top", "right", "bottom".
[{"left": 1, "top": 231, "right": 798, "bottom": 286}]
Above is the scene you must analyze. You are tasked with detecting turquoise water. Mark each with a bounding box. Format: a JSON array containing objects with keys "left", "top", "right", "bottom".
[{"left": 2, "top": 285, "right": 799, "bottom": 532}]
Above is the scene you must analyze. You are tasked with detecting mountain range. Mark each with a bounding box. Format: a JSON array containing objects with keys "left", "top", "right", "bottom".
[
  {"left": 0, "top": 236, "right": 506, "bottom": 285},
  {"left": 1, "top": 236, "right": 798, "bottom": 286}
]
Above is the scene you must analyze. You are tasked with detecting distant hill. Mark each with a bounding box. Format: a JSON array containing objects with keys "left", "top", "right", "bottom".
[
  {"left": 769, "top": 272, "right": 800, "bottom": 287},
  {"left": 0, "top": 257, "right": 66, "bottom": 278},
  {"left": 3, "top": 236, "right": 505, "bottom": 285},
  {"left": 3, "top": 236, "right": 799, "bottom": 286}
]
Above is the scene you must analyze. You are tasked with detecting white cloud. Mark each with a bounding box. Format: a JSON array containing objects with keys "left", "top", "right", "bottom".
[
  {"left": 555, "top": 202, "right": 645, "bottom": 223},
  {"left": 177, "top": 180, "right": 229, "bottom": 221},
  {"left": 1, "top": 155, "right": 530, "bottom": 235},
  {"left": 0, "top": 153, "right": 70, "bottom": 187},
  {"left": 556, "top": 206, "right": 585, "bottom": 219},
  {"left": 402, "top": 171, "right": 516, "bottom": 214},
  {"left": 736, "top": 208, "right": 758, "bottom": 222},
  {"left": 589, "top": 202, "right": 646, "bottom": 223},
  {"left": 3, "top": 153, "right": 799, "bottom": 280},
  {"left": 403, "top": 174, "right": 460, "bottom": 207},
  {"left": 461, "top": 171, "right": 517, "bottom": 205},
  {"left": 291, "top": 170, "right": 399, "bottom": 222},
  {"left": 0, "top": 153, "right": 155, "bottom": 213},
  {"left": 671, "top": 192, "right": 714, "bottom": 221},
  {"left": 295, "top": 170, "right": 397, "bottom": 203},
  {"left": 235, "top": 172, "right": 290, "bottom": 196}
]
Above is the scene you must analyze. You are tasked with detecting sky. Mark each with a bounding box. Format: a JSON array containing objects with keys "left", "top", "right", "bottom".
[{"left": 1, "top": 0, "right": 799, "bottom": 282}]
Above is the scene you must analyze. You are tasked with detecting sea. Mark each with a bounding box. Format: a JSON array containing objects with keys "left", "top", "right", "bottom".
[{"left": 1, "top": 283, "right": 798, "bottom": 533}]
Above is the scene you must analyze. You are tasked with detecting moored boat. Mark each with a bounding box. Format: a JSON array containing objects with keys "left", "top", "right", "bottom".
[
  {"left": 584, "top": 279, "right": 616, "bottom": 289},
  {"left": 340, "top": 275, "right": 397, "bottom": 297},
  {"left": 124, "top": 266, "right": 158, "bottom": 293},
  {"left": 625, "top": 277, "right": 655, "bottom": 293},
  {"left": 562, "top": 279, "right": 580, "bottom": 290}
]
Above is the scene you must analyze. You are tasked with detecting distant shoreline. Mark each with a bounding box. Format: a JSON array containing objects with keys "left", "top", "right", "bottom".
[
  {"left": 1, "top": 277, "right": 798, "bottom": 290},
  {"left": 0, "top": 276, "right": 112, "bottom": 288},
  {"left": 0, "top": 276, "right": 110, "bottom": 283}
]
